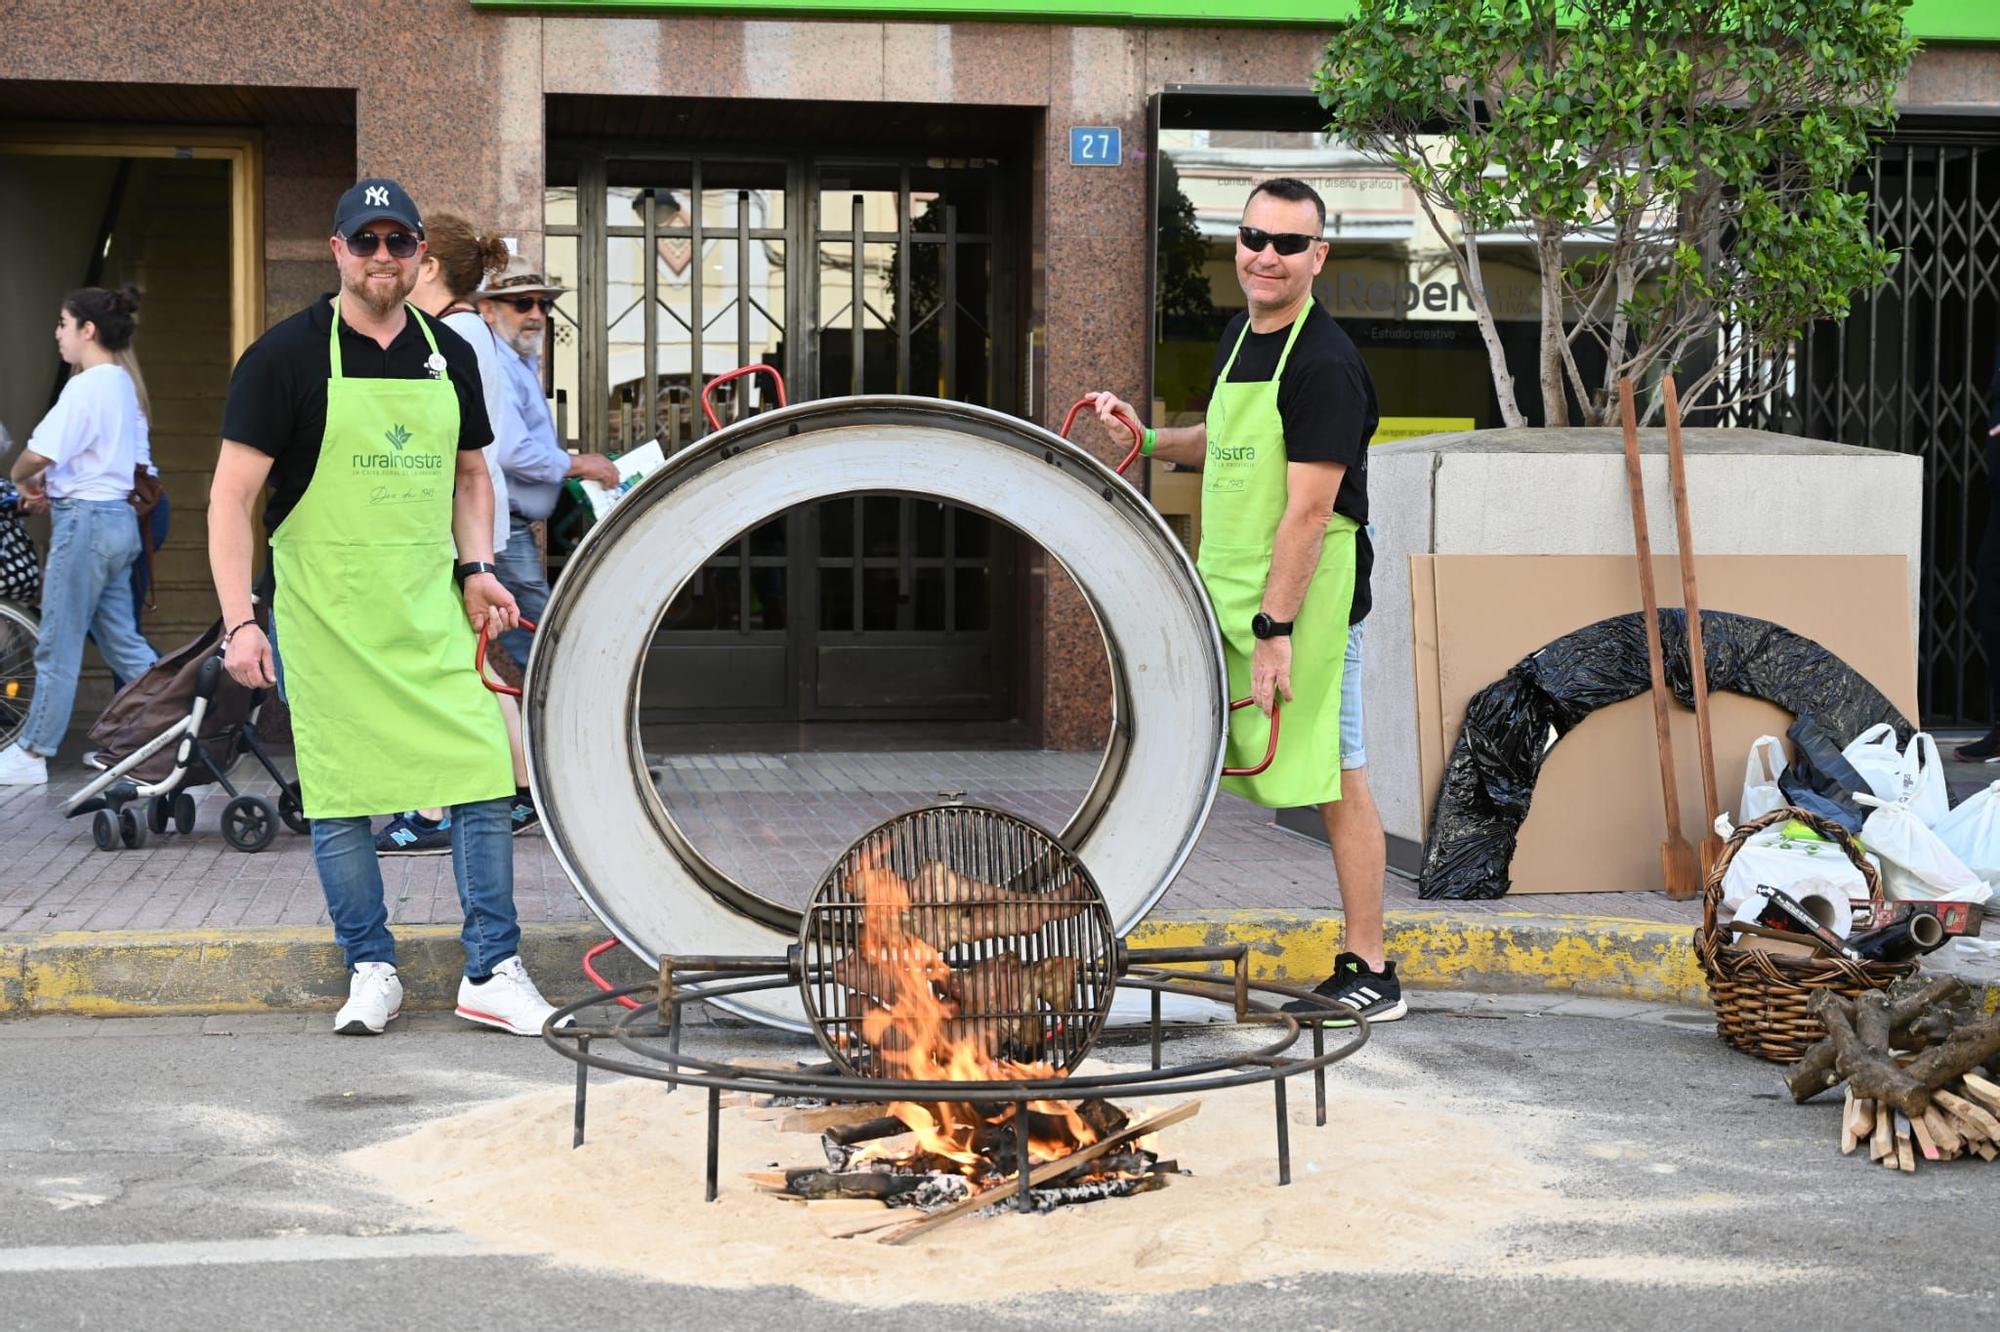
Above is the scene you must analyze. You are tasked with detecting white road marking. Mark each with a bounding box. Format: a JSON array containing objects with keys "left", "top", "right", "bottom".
[{"left": 0, "top": 1232, "right": 522, "bottom": 1274}]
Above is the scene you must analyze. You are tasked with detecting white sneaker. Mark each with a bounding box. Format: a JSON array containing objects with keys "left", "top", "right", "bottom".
[
  {"left": 335, "top": 962, "right": 403, "bottom": 1035},
  {"left": 0, "top": 744, "right": 48, "bottom": 786},
  {"left": 456, "top": 955, "right": 564, "bottom": 1036}
]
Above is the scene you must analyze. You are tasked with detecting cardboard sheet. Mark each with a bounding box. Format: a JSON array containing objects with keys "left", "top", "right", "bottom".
[
  {"left": 1411, "top": 554, "right": 1916, "bottom": 895},
  {"left": 1409, "top": 555, "right": 1447, "bottom": 823}
]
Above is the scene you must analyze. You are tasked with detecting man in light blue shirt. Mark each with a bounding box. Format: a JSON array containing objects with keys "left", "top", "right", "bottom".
[{"left": 476, "top": 259, "right": 618, "bottom": 666}]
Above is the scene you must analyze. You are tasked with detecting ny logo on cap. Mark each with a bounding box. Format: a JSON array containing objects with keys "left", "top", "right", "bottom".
[{"left": 364, "top": 185, "right": 390, "bottom": 208}]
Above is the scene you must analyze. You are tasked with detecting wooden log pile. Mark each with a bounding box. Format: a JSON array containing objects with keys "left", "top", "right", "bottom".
[{"left": 1783, "top": 977, "right": 2000, "bottom": 1174}]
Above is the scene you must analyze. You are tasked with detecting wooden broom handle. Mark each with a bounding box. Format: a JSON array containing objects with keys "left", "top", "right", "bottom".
[
  {"left": 1619, "top": 378, "right": 1683, "bottom": 841},
  {"left": 1662, "top": 376, "right": 1720, "bottom": 831}
]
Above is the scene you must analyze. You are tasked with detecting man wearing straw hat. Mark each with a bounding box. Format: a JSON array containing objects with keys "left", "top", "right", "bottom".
[{"left": 475, "top": 257, "right": 620, "bottom": 674}]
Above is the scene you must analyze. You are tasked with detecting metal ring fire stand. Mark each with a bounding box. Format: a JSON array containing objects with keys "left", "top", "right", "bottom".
[{"left": 544, "top": 943, "right": 1368, "bottom": 1208}]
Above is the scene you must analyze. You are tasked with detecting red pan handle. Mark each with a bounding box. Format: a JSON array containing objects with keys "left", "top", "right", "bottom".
[
  {"left": 1223, "top": 697, "right": 1281, "bottom": 777},
  {"left": 478, "top": 617, "right": 537, "bottom": 697},
  {"left": 700, "top": 364, "right": 790, "bottom": 431},
  {"left": 1058, "top": 396, "right": 1147, "bottom": 476}
]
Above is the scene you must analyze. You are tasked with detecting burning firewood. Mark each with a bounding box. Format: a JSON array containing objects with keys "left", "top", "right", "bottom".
[
  {"left": 872, "top": 1100, "right": 1201, "bottom": 1244},
  {"left": 1783, "top": 976, "right": 2000, "bottom": 1173}
]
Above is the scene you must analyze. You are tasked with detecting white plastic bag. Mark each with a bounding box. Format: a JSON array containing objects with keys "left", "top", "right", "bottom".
[
  {"left": 1739, "top": 735, "right": 1787, "bottom": 823},
  {"left": 1933, "top": 779, "right": 2000, "bottom": 884},
  {"left": 1854, "top": 793, "right": 1992, "bottom": 904},
  {"left": 1842, "top": 722, "right": 1901, "bottom": 795},
  {"left": 1842, "top": 725, "right": 1948, "bottom": 827},
  {"left": 1719, "top": 828, "right": 1872, "bottom": 917}
]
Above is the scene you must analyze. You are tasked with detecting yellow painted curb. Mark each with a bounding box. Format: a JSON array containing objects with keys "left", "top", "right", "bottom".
[
  {"left": 1129, "top": 909, "right": 1711, "bottom": 1007},
  {"left": 0, "top": 925, "right": 651, "bottom": 1019},
  {"left": 4, "top": 911, "right": 1989, "bottom": 1020}
]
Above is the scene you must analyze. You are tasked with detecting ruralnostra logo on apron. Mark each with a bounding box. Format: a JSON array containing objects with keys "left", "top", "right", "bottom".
[
  {"left": 269, "top": 298, "right": 514, "bottom": 819},
  {"left": 1198, "top": 298, "right": 1358, "bottom": 809}
]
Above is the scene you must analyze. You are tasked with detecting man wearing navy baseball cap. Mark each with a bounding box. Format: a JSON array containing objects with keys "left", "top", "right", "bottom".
[
  {"left": 332, "top": 177, "right": 425, "bottom": 245},
  {"left": 206, "top": 177, "right": 565, "bottom": 1038}
]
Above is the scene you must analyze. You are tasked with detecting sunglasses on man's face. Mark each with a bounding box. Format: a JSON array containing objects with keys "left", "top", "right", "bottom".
[
  {"left": 1238, "top": 226, "right": 1320, "bottom": 256},
  {"left": 500, "top": 296, "right": 555, "bottom": 314},
  {"left": 342, "top": 230, "right": 422, "bottom": 259}
]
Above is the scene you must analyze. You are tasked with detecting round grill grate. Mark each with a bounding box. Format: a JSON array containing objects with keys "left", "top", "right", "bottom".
[{"left": 798, "top": 804, "right": 1118, "bottom": 1077}]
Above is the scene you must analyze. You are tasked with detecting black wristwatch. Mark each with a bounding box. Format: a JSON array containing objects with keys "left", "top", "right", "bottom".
[
  {"left": 1251, "top": 612, "right": 1293, "bottom": 640},
  {"left": 454, "top": 560, "right": 499, "bottom": 586}
]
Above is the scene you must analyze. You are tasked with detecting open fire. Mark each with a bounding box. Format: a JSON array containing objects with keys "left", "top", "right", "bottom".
[
  {"left": 762, "top": 840, "right": 1174, "bottom": 1226},
  {"left": 552, "top": 805, "right": 1361, "bottom": 1228}
]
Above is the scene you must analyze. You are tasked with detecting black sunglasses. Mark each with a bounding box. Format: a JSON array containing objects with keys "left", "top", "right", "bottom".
[
  {"left": 499, "top": 296, "right": 555, "bottom": 314},
  {"left": 342, "top": 230, "right": 422, "bottom": 259},
  {"left": 1238, "top": 225, "right": 1319, "bottom": 256}
]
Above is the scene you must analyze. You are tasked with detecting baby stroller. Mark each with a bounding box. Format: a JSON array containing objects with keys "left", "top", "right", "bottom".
[{"left": 63, "top": 607, "right": 307, "bottom": 852}]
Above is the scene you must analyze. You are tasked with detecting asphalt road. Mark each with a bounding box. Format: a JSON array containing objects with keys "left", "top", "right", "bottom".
[{"left": 2, "top": 998, "right": 1995, "bottom": 1331}]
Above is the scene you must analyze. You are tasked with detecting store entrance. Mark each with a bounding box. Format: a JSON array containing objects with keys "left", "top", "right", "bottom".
[
  {"left": 547, "top": 108, "right": 1028, "bottom": 724},
  {"left": 0, "top": 138, "right": 255, "bottom": 713}
]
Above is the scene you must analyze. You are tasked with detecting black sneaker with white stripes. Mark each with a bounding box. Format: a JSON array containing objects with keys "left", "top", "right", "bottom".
[
  {"left": 1281, "top": 952, "right": 1407, "bottom": 1025},
  {"left": 1955, "top": 726, "right": 2000, "bottom": 762}
]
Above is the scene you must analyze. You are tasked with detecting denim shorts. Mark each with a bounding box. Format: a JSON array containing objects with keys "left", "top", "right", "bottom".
[{"left": 1340, "top": 618, "right": 1367, "bottom": 771}]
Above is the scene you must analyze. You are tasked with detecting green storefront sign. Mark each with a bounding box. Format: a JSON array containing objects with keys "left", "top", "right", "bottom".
[{"left": 475, "top": 0, "right": 1999, "bottom": 42}]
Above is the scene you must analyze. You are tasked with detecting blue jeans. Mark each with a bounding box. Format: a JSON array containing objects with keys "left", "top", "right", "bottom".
[
  {"left": 19, "top": 498, "right": 156, "bottom": 756},
  {"left": 310, "top": 797, "right": 520, "bottom": 976},
  {"left": 93, "top": 491, "right": 169, "bottom": 689},
  {"left": 494, "top": 514, "right": 547, "bottom": 664},
  {"left": 1339, "top": 619, "right": 1367, "bottom": 771}
]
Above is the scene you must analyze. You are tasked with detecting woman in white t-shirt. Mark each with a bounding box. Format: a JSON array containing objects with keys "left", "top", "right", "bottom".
[{"left": 0, "top": 286, "right": 160, "bottom": 784}]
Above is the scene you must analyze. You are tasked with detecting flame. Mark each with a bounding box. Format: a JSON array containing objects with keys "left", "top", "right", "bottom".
[{"left": 840, "top": 844, "right": 1100, "bottom": 1175}]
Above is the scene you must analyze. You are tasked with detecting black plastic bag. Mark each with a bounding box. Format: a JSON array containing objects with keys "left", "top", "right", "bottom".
[
  {"left": 1777, "top": 715, "right": 1871, "bottom": 836},
  {"left": 1418, "top": 609, "right": 1910, "bottom": 900}
]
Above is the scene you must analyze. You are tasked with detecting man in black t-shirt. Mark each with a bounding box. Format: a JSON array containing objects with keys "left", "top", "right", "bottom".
[
  {"left": 208, "top": 178, "right": 564, "bottom": 1041},
  {"left": 1088, "top": 177, "right": 1403, "bottom": 1025}
]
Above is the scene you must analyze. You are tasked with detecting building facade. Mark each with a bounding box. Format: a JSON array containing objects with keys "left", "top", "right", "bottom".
[{"left": 3, "top": 1, "right": 1998, "bottom": 740}]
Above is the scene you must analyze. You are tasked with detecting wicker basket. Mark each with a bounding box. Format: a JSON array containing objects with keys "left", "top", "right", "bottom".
[{"left": 1693, "top": 805, "right": 1917, "bottom": 1063}]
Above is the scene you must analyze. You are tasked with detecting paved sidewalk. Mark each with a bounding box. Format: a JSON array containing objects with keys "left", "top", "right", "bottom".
[{"left": 1, "top": 747, "right": 1704, "bottom": 936}]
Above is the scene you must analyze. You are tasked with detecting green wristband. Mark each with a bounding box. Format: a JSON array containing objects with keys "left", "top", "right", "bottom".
[{"left": 1140, "top": 428, "right": 1157, "bottom": 457}]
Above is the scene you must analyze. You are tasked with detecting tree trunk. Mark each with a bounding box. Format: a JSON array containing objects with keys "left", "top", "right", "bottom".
[
  {"left": 1458, "top": 227, "right": 1526, "bottom": 429},
  {"left": 1536, "top": 223, "right": 1569, "bottom": 426}
]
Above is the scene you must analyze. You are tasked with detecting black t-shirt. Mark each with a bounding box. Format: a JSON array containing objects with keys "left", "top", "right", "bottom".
[
  {"left": 1209, "top": 302, "right": 1379, "bottom": 623},
  {"left": 222, "top": 295, "right": 493, "bottom": 532}
]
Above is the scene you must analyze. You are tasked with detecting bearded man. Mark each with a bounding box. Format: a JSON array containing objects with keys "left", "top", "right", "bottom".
[
  {"left": 473, "top": 257, "right": 618, "bottom": 671},
  {"left": 207, "top": 178, "right": 564, "bottom": 1037}
]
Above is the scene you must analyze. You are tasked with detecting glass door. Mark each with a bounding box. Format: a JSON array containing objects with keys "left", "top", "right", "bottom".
[{"left": 548, "top": 148, "right": 1017, "bottom": 722}]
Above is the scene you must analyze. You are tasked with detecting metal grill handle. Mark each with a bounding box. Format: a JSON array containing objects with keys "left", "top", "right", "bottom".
[
  {"left": 1224, "top": 697, "right": 1281, "bottom": 777},
  {"left": 701, "top": 364, "right": 789, "bottom": 431},
  {"left": 1059, "top": 396, "right": 1145, "bottom": 476},
  {"left": 477, "top": 617, "right": 537, "bottom": 697}
]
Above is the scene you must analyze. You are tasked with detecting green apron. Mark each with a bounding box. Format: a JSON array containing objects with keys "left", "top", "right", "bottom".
[
  {"left": 1199, "top": 298, "right": 1359, "bottom": 809},
  {"left": 272, "top": 298, "right": 514, "bottom": 819}
]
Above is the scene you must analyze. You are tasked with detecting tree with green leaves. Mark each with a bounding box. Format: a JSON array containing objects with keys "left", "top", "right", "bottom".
[{"left": 1317, "top": 0, "right": 1916, "bottom": 427}]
